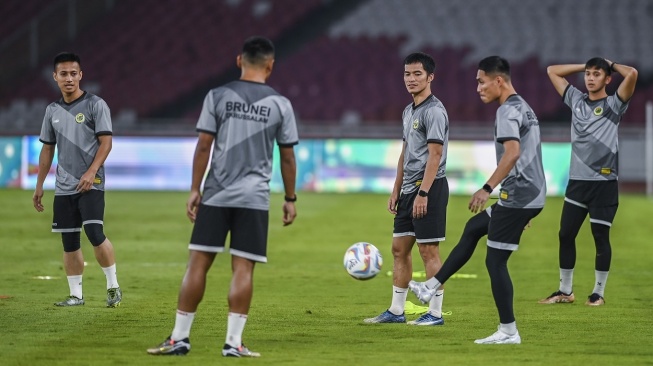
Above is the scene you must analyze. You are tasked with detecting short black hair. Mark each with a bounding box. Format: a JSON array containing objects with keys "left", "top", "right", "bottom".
[
  {"left": 585, "top": 57, "right": 612, "bottom": 76},
  {"left": 242, "top": 36, "right": 275, "bottom": 65},
  {"left": 478, "top": 56, "right": 511, "bottom": 80},
  {"left": 404, "top": 52, "right": 435, "bottom": 74},
  {"left": 53, "top": 52, "right": 81, "bottom": 70}
]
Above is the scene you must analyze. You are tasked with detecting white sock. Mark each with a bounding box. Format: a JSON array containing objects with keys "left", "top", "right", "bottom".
[
  {"left": 102, "top": 264, "right": 119, "bottom": 290},
  {"left": 171, "top": 310, "right": 195, "bottom": 341},
  {"left": 388, "top": 286, "right": 408, "bottom": 315},
  {"left": 429, "top": 289, "right": 444, "bottom": 318},
  {"left": 226, "top": 312, "right": 248, "bottom": 348},
  {"left": 592, "top": 270, "right": 609, "bottom": 297},
  {"left": 500, "top": 321, "right": 518, "bottom": 336},
  {"left": 559, "top": 268, "right": 574, "bottom": 294},
  {"left": 425, "top": 276, "right": 441, "bottom": 290},
  {"left": 67, "top": 275, "right": 83, "bottom": 299}
]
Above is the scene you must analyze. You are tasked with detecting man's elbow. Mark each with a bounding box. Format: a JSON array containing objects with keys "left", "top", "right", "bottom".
[
  {"left": 626, "top": 67, "right": 638, "bottom": 81},
  {"left": 546, "top": 66, "right": 554, "bottom": 76}
]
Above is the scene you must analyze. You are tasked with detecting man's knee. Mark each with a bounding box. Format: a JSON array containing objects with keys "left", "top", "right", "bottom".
[
  {"left": 84, "top": 223, "right": 106, "bottom": 246},
  {"left": 62, "top": 232, "right": 81, "bottom": 252},
  {"left": 463, "top": 213, "right": 489, "bottom": 238},
  {"left": 417, "top": 241, "right": 441, "bottom": 261},
  {"left": 590, "top": 223, "right": 611, "bottom": 249},
  {"left": 485, "top": 247, "right": 511, "bottom": 271},
  {"left": 391, "top": 236, "right": 414, "bottom": 258}
]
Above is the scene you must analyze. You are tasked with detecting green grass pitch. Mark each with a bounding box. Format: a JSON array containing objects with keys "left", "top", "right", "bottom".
[{"left": 1, "top": 189, "right": 652, "bottom": 365}]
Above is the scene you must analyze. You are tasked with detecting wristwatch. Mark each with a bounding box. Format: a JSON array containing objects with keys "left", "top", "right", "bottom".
[
  {"left": 418, "top": 190, "right": 428, "bottom": 197},
  {"left": 482, "top": 184, "right": 493, "bottom": 193},
  {"left": 284, "top": 195, "right": 297, "bottom": 202}
]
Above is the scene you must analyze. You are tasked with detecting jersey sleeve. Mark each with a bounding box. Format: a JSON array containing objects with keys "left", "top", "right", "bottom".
[
  {"left": 496, "top": 105, "right": 521, "bottom": 143},
  {"left": 608, "top": 94, "right": 629, "bottom": 116},
  {"left": 93, "top": 98, "right": 113, "bottom": 136},
  {"left": 276, "top": 97, "right": 299, "bottom": 147},
  {"left": 196, "top": 91, "right": 217, "bottom": 135},
  {"left": 38, "top": 105, "right": 56, "bottom": 145},
  {"left": 424, "top": 107, "right": 447, "bottom": 145},
  {"left": 563, "top": 84, "right": 583, "bottom": 108}
]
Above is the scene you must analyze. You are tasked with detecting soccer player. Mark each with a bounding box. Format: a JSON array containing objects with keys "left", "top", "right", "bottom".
[
  {"left": 147, "top": 36, "right": 298, "bottom": 358},
  {"left": 539, "top": 58, "right": 638, "bottom": 306},
  {"left": 33, "top": 52, "right": 122, "bottom": 308},
  {"left": 410, "top": 56, "right": 546, "bottom": 344},
  {"left": 364, "top": 52, "right": 449, "bottom": 326}
]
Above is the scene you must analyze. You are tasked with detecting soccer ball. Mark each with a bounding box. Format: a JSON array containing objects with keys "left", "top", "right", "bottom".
[{"left": 343, "top": 242, "right": 383, "bottom": 280}]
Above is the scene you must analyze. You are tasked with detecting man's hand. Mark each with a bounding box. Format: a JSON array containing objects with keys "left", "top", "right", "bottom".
[
  {"left": 33, "top": 187, "right": 44, "bottom": 212},
  {"left": 186, "top": 190, "right": 201, "bottom": 223},
  {"left": 282, "top": 202, "right": 296, "bottom": 226},
  {"left": 468, "top": 189, "right": 490, "bottom": 213},
  {"left": 76, "top": 170, "right": 97, "bottom": 193},
  {"left": 387, "top": 193, "right": 399, "bottom": 215},
  {"left": 412, "top": 195, "right": 427, "bottom": 219}
]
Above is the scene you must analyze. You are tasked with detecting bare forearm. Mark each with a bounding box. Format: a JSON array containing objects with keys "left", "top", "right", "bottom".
[
  {"left": 191, "top": 146, "right": 211, "bottom": 192},
  {"left": 393, "top": 154, "right": 404, "bottom": 195},
  {"left": 486, "top": 151, "right": 519, "bottom": 189},
  {"left": 548, "top": 64, "right": 585, "bottom": 77},
  {"left": 37, "top": 147, "right": 55, "bottom": 187},
  {"left": 420, "top": 152, "right": 441, "bottom": 192},
  {"left": 88, "top": 138, "right": 112, "bottom": 175},
  {"left": 280, "top": 156, "right": 296, "bottom": 198}
]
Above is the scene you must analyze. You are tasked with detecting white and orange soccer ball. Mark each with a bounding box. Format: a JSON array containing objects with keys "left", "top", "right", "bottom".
[{"left": 343, "top": 242, "right": 383, "bottom": 280}]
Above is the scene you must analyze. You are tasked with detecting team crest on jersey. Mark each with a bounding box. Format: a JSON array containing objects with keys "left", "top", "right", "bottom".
[
  {"left": 412, "top": 119, "right": 419, "bottom": 129},
  {"left": 75, "top": 113, "right": 86, "bottom": 123},
  {"left": 593, "top": 106, "right": 603, "bottom": 116}
]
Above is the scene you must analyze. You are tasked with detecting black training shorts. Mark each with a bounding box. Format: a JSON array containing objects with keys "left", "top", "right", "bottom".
[{"left": 189, "top": 204, "right": 269, "bottom": 263}]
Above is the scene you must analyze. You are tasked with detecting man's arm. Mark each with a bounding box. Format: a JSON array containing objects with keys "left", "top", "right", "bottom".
[
  {"left": 33, "top": 144, "right": 55, "bottom": 212},
  {"left": 388, "top": 142, "right": 406, "bottom": 215},
  {"left": 606, "top": 60, "right": 638, "bottom": 102},
  {"left": 186, "top": 132, "right": 214, "bottom": 222},
  {"left": 469, "top": 140, "right": 520, "bottom": 213},
  {"left": 77, "top": 135, "right": 112, "bottom": 193},
  {"left": 547, "top": 64, "right": 585, "bottom": 97},
  {"left": 279, "top": 146, "right": 297, "bottom": 226},
  {"left": 412, "top": 142, "right": 442, "bottom": 219}
]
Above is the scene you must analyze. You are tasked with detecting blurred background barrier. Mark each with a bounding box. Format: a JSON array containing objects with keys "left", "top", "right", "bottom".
[{"left": 4, "top": 136, "right": 576, "bottom": 194}]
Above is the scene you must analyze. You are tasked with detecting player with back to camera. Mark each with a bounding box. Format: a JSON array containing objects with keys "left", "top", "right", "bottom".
[
  {"left": 410, "top": 56, "right": 546, "bottom": 344},
  {"left": 147, "top": 36, "right": 298, "bottom": 358},
  {"left": 539, "top": 58, "right": 637, "bottom": 306},
  {"left": 364, "top": 52, "right": 450, "bottom": 326},
  {"left": 33, "top": 52, "right": 122, "bottom": 308}
]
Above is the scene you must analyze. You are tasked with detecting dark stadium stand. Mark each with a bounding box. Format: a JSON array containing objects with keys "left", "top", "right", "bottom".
[{"left": 1, "top": 0, "right": 652, "bottom": 132}]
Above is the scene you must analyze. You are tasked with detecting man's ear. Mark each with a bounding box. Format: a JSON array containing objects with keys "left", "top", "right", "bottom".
[
  {"left": 236, "top": 55, "right": 242, "bottom": 68},
  {"left": 266, "top": 58, "right": 274, "bottom": 73}
]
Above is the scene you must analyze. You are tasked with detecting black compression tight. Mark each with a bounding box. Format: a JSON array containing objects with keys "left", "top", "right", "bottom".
[
  {"left": 435, "top": 211, "right": 490, "bottom": 283},
  {"left": 486, "top": 247, "right": 514, "bottom": 324}
]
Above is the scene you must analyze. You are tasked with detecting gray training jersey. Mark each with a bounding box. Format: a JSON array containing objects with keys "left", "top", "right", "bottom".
[
  {"left": 39, "top": 91, "right": 113, "bottom": 195},
  {"left": 401, "top": 94, "right": 449, "bottom": 194},
  {"left": 196, "top": 80, "right": 298, "bottom": 211},
  {"left": 563, "top": 85, "right": 628, "bottom": 181},
  {"left": 494, "top": 94, "right": 546, "bottom": 209}
]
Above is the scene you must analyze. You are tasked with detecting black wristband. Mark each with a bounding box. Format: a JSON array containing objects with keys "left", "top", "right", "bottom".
[
  {"left": 418, "top": 190, "right": 428, "bottom": 197},
  {"left": 284, "top": 195, "right": 297, "bottom": 202},
  {"left": 610, "top": 62, "right": 616, "bottom": 71},
  {"left": 482, "top": 184, "right": 493, "bottom": 193}
]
